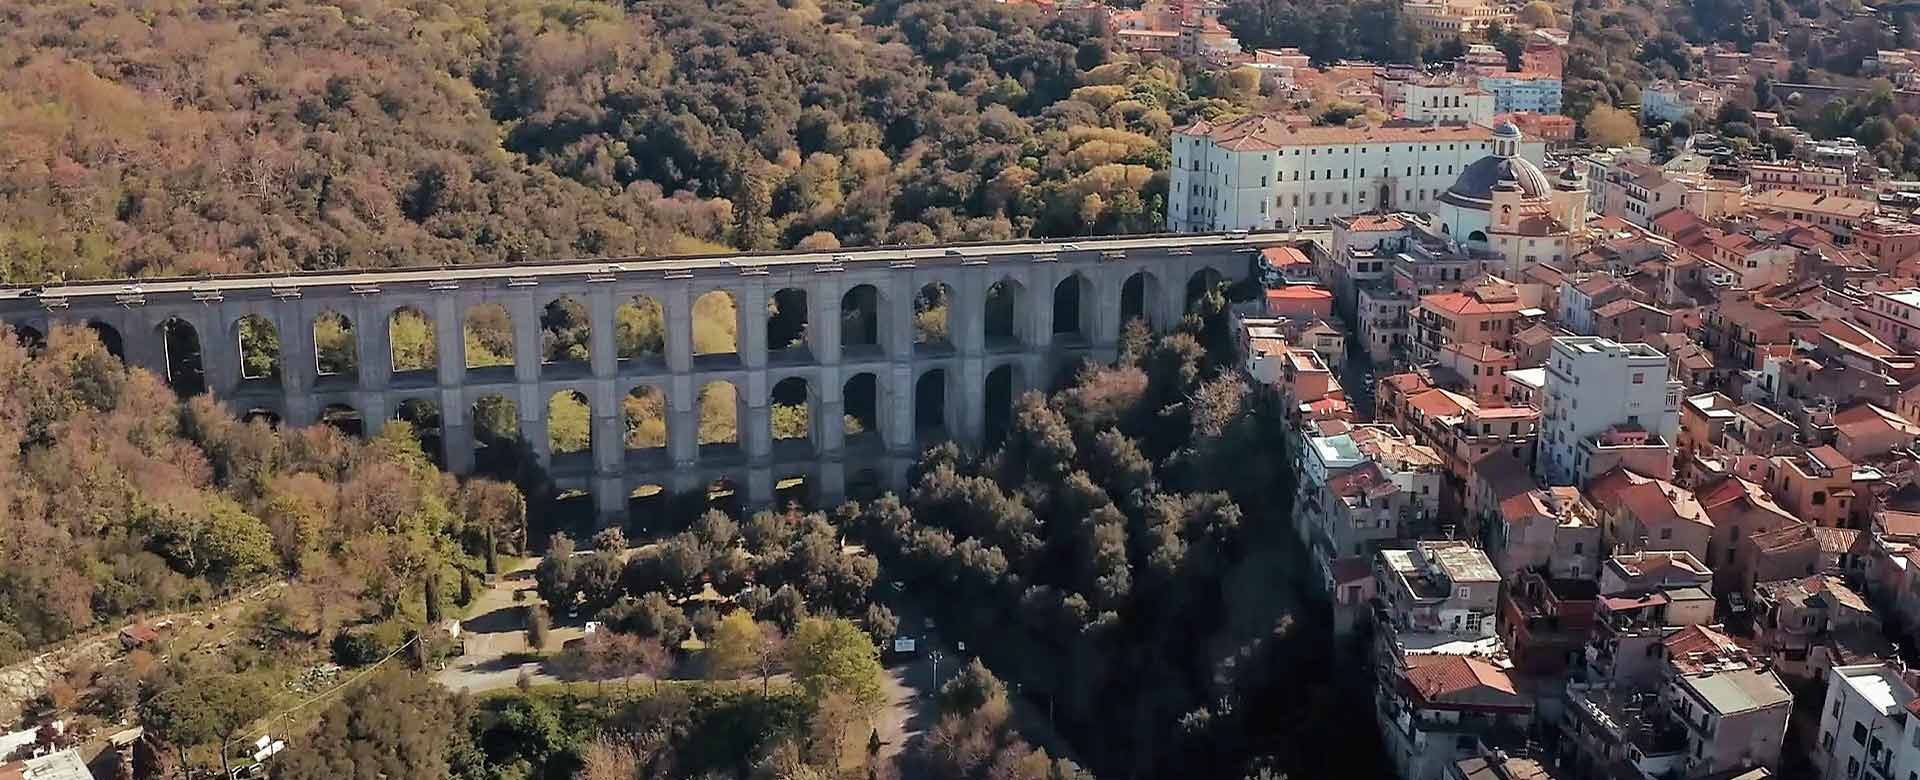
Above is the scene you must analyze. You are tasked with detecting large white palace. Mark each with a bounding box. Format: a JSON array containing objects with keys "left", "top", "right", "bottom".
[{"left": 1166, "top": 116, "right": 1549, "bottom": 233}]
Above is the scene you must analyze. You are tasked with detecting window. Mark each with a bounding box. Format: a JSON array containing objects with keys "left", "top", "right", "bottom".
[
  {"left": 1856, "top": 722, "right": 1870, "bottom": 746},
  {"left": 1814, "top": 491, "right": 1827, "bottom": 506},
  {"left": 1455, "top": 586, "right": 1471, "bottom": 599},
  {"left": 1631, "top": 372, "right": 1645, "bottom": 384},
  {"left": 1660, "top": 528, "right": 1673, "bottom": 540}
]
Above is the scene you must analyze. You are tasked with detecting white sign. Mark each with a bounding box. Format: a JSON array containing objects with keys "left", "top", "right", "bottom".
[{"left": 892, "top": 638, "right": 916, "bottom": 653}]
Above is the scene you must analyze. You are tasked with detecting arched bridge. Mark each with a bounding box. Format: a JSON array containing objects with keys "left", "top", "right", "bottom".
[{"left": 0, "top": 231, "right": 1315, "bottom": 521}]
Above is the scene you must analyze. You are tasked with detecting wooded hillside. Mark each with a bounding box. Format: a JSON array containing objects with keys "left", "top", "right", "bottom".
[{"left": 0, "top": 0, "right": 1253, "bottom": 284}]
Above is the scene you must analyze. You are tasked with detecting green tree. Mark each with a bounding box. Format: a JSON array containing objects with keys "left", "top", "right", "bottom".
[
  {"left": 269, "top": 671, "right": 477, "bottom": 780},
  {"left": 785, "top": 617, "right": 885, "bottom": 711},
  {"left": 142, "top": 676, "right": 272, "bottom": 777},
  {"left": 705, "top": 610, "right": 766, "bottom": 680}
]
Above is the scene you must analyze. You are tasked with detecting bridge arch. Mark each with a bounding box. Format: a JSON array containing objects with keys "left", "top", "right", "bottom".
[
  {"left": 233, "top": 314, "right": 282, "bottom": 384},
  {"left": 541, "top": 294, "right": 590, "bottom": 375},
  {"left": 984, "top": 277, "right": 1026, "bottom": 349},
  {"left": 387, "top": 306, "right": 435, "bottom": 377},
  {"left": 86, "top": 321, "right": 123, "bottom": 359},
  {"left": 1121, "top": 270, "right": 1164, "bottom": 330},
  {"left": 616, "top": 294, "right": 666, "bottom": 366},
  {"left": 156, "top": 316, "right": 206, "bottom": 397},
  {"left": 313, "top": 310, "right": 357, "bottom": 381},
  {"left": 913, "top": 281, "right": 955, "bottom": 353},
  {"left": 464, "top": 303, "right": 514, "bottom": 371},
  {"left": 1053, "top": 271, "right": 1094, "bottom": 343}
]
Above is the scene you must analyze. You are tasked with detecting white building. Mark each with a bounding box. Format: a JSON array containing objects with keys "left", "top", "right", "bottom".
[
  {"left": 1536, "top": 336, "right": 1682, "bottom": 485},
  {"left": 1640, "top": 80, "right": 1724, "bottom": 124},
  {"left": 1478, "top": 74, "right": 1563, "bottom": 115},
  {"left": 1402, "top": 81, "right": 1497, "bottom": 124},
  {"left": 1817, "top": 663, "right": 1920, "bottom": 780},
  {"left": 1166, "top": 116, "right": 1547, "bottom": 232}
]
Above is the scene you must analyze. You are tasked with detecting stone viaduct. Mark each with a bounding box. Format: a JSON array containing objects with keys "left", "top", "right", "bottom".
[{"left": 0, "top": 232, "right": 1310, "bottom": 522}]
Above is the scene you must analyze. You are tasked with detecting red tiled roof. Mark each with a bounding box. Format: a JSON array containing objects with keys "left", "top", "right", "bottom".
[
  {"left": 1343, "top": 213, "right": 1410, "bottom": 231},
  {"left": 1262, "top": 246, "right": 1313, "bottom": 267},
  {"left": 1664, "top": 624, "right": 1740, "bottom": 659},
  {"left": 1266, "top": 285, "right": 1333, "bottom": 300},
  {"left": 1177, "top": 114, "right": 1498, "bottom": 151},
  {"left": 1421, "top": 290, "right": 1530, "bottom": 317},
  {"left": 1834, "top": 403, "right": 1920, "bottom": 438},
  {"left": 1404, "top": 655, "right": 1521, "bottom": 706}
]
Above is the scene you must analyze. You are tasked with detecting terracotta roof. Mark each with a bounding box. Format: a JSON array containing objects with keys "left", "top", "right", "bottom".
[
  {"left": 1262, "top": 246, "right": 1313, "bottom": 267},
  {"left": 1835, "top": 403, "right": 1920, "bottom": 438},
  {"left": 1810, "top": 526, "right": 1862, "bottom": 555},
  {"left": 1807, "top": 445, "right": 1852, "bottom": 471},
  {"left": 1177, "top": 114, "right": 1498, "bottom": 151},
  {"left": 1663, "top": 623, "right": 1739, "bottom": 657},
  {"left": 1403, "top": 654, "right": 1523, "bottom": 707},
  {"left": 1593, "top": 298, "right": 1665, "bottom": 320},
  {"left": 1513, "top": 326, "right": 1559, "bottom": 349},
  {"left": 1266, "top": 285, "right": 1333, "bottom": 300},
  {"left": 1342, "top": 213, "right": 1410, "bottom": 232},
  {"left": 1749, "top": 189, "right": 1878, "bottom": 219},
  {"left": 1440, "top": 342, "right": 1515, "bottom": 362},
  {"left": 1406, "top": 388, "right": 1472, "bottom": 421},
  {"left": 1421, "top": 289, "right": 1530, "bottom": 317},
  {"left": 1883, "top": 510, "right": 1920, "bottom": 537},
  {"left": 1587, "top": 468, "right": 1711, "bottom": 529}
]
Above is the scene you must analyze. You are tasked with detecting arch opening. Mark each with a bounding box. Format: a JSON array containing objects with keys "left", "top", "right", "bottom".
[
  {"left": 12, "top": 324, "right": 46, "bottom": 355},
  {"left": 984, "top": 363, "right": 1021, "bottom": 447},
  {"left": 1052, "top": 273, "right": 1093, "bottom": 343},
  {"left": 847, "top": 469, "right": 884, "bottom": 503},
  {"left": 775, "top": 475, "right": 812, "bottom": 513},
  {"left": 915, "top": 369, "right": 948, "bottom": 441},
  {"left": 235, "top": 315, "right": 281, "bottom": 383},
  {"left": 914, "top": 283, "right": 953, "bottom": 352},
  {"left": 841, "top": 284, "right": 882, "bottom": 356},
  {"left": 241, "top": 407, "right": 282, "bottom": 427},
  {"left": 692, "top": 290, "right": 739, "bottom": 361},
  {"left": 623, "top": 385, "right": 668, "bottom": 452},
  {"left": 157, "top": 317, "right": 206, "bottom": 397},
  {"left": 985, "top": 279, "right": 1025, "bottom": 349},
  {"left": 548, "top": 390, "right": 592, "bottom": 458},
  {"left": 313, "top": 311, "right": 357, "bottom": 380},
  {"left": 616, "top": 295, "right": 666, "bottom": 365},
  {"left": 85, "top": 322, "right": 123, "bottom": 360},
  {"left": 388, "top": 306, "right": 436, "bottom": 377},
  {"left": 321, "top": 403, "right": 364, "bottom": 438},
  {"left": 394, "top": 397, "right": 445, "bottom": 467},
  {"left": 771, "top": 376, "right": 813, "bottom": 456},
  {"left": 1186, "top": 267, "right": 1225, "bottom": 312},
  {"left": 706, "top": 478, "right": 744, "bottom": 519},
  {"left": 541, "top": 295, "right": 590, "bottom": 375},
  {"left": 628, "top": 484, "right": 668, "bottom": 536},
  {"left": 1121, "top": 271, "right": 1161, "bottom": 330},
  {"left": 697, "top": 380, "right": 741, "bottom": 451},
  {"left": 843, "top": 372, "right": 881, "bottom": 452},
  {"left": 464, "top": 303, "right": 514, "bottom": 371},
  {"left": 767, "top": 287, "right": 809, "bottom": 360},
  {"left": 471, "top": 394, "right": 523, "bottom": 475}
]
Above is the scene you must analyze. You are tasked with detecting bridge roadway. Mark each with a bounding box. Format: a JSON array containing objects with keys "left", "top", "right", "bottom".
[{"left": 0, "top": 230, "right": 1322, "bottom": 520}]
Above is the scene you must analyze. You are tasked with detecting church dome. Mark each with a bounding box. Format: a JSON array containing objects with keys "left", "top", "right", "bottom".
[{"left": 1443, "top": 154, "right": 1552, "bottom": 203}]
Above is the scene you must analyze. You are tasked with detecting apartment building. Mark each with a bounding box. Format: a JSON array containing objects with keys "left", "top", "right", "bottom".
[
  {"left": 1403, "top": 81, "right": 1497, "bottom": 124},
  {"left": 1816, "top": 664, "right": 1920, "bottom": 780},
  {"left": 1411, "top": 279, "right": 1537, "bottom": 364},
  {"left": 1478, "top": 74, "right": 1563, "bottom": 114},
  {"left": 1858, "top": 289, "right": 1920, "bottom": 351},
  {"left": 1536, "top": 337, "right": 1682, "bottom": 486}
]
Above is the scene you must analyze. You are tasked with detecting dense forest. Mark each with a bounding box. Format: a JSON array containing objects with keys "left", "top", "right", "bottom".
[
  {"left": 0, "top": 324, "right": 525, "bottom": 665},
  {"left": 0, "top": 0, "right": 1263, "bottom": 285}
]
